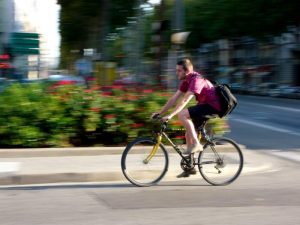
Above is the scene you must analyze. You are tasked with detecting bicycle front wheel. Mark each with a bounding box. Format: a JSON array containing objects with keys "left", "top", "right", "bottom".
[
  {"left": 121, "top": 137, "right": 169, "bottom": 187},
  {"left": 198, "top": 137, "right": 243, "bottom": 186}
]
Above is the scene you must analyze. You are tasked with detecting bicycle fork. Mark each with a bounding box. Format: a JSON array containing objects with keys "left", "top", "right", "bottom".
[
  {"left": 143, "top": 132, "right": 192, "bottom": 167},
  {"left": 143, "top": 134, "right": 162, "bottom": 164}
]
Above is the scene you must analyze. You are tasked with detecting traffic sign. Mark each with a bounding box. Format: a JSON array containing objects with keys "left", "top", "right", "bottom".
[
  {"left": 9, "top": 32, "right": 40, "bottom": 55},
  {"left": 12, "top": 32, "right": 39, "bottom": 39}
]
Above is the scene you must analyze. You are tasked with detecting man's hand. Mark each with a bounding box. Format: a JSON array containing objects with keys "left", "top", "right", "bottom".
[
  {"left": 151, "top": 113, "right": 160, "bottom": 120},
  {"left": 161, "top": 115, "right": 171, "bottom": 123}
]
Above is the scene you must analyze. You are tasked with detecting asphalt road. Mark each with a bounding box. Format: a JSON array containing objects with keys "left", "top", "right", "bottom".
[
  {"left": 0, "top": 150, "right": 299, "bottom": 225},
  {"left": 226, "top": 95, "right": 300, "bottom": 150}
]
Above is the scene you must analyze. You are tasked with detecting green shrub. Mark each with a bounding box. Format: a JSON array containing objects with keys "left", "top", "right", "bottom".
[
  {"left": 0, "top": 83, "right": 73, "bottom": 147},
  {"left": 0, "top": 83, "right": 229, "bottom": 147}
]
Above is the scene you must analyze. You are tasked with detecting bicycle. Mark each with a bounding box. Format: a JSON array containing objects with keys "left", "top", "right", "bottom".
[{"left": 121, "top": 115, "right": 243, "bottom": 187}]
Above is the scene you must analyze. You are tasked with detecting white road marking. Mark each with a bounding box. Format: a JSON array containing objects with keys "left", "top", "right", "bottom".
[
  {"left": 269, "top": 150, "right": 300, "bottom": 163},
  {"left": 232, "top": 118, "right": 300, "bottom": 137},
  {"left": 0, "top": 162, "right": 20, "bottom": 177},
  {"left": 247, "top": 102, "right": 300, "bottom": 113}
]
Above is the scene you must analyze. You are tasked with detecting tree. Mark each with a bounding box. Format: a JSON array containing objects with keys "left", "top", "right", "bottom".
[
  {"left": 184, "top": 0, "right": 300, "bottom": 48},
  {"left": 57, "top": 0, "right": 141, "bottom": 68},
  {"left": 149, "top": 0, "right": 300, "bottom": 49}
]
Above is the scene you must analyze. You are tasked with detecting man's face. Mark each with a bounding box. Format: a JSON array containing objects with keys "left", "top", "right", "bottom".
[{"left": 176, "top": 65, "right": 186, "bottom": 80}]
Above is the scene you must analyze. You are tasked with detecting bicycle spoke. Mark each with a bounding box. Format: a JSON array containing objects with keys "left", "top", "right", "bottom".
[
  {"left": 121, "top": 138, "right": 169, "bottom": 187},
  {"left": 198, "top": 137, "right": 243, "bottom": 185}
]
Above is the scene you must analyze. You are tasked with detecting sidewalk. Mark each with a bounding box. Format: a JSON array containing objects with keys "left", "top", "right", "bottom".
[{"left": 0, "top": 146, "right": 274, "bottom": 186}]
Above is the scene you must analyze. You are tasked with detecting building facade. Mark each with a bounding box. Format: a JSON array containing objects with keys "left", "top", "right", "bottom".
[
  {"left": 0, "top": 0, "right": 14, "bottom": 53},
  {"left": 197, "top": 29, "right": 300, "bottom": 87}
]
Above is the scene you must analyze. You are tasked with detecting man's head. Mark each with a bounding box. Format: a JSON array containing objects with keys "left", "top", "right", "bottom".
[{"left": 176, "top": 58, "right": 193, "bottom": 80}]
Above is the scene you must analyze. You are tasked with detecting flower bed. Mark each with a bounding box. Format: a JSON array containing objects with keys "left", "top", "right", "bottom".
[{"left": 0, "top": 83, "right": 228, "bottom": 147}]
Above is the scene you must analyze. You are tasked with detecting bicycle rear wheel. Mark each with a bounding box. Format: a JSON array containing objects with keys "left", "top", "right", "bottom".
[
  {"left": 121, "top": 137, "right": 169, "bottom": 187},
  {"left": 198, "top": 137, "right": 243, "bottom": 186}
]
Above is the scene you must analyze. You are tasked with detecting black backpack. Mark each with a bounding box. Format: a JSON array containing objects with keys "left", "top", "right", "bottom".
[
  {"left": 215, "top": 83, "right": 237, "bottom": 118},
  {"left": 190, "top": 74, "right": 237, "bottom": 118}
]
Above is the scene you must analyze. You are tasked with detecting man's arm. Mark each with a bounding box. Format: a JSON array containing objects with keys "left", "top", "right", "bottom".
[
  {"left": 157, "top": 90, "right": 183, "bottom": 115},
  {"left": 164, "top": 91, "right": 194, "bottom": 120}
]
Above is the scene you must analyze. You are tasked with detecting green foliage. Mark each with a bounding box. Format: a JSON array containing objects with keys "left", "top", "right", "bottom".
[
  {"left": 58, "top": 0, "right": 140, "bottom": 67},
  {"left": 0, "top": 83, "right": 73, "bottom": 147},
  {"left": 185, "top": 0, "right": 300, "bottom": 46},
  {"left": 0, "top": 83, "right": 228, "bottom": 147},
  {"left": 152, "top": 0, "right": 300, "bottom": 49},
  {"left": 58, "top": 0, "right": 300, "bottom": 65}
]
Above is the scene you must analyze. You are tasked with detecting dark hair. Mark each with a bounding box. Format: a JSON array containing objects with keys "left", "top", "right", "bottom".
[{"left": 177, "top": 58, "right": 193, "bottom": 72}]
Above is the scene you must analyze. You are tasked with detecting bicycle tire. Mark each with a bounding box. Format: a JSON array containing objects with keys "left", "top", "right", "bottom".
[
  {"left": 198, "top": 137, "right": 243, "bottom": 186},
  {"left": 121, "top": 137, "right": 169, "bottom": 187}
]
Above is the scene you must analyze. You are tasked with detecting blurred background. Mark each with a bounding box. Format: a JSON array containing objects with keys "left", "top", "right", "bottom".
[
  {"left": 0, "top": 0, "right": 300, "bottom": 147},
  {"left": 0, "top": 0, "right": 299, "bottom": 94}
]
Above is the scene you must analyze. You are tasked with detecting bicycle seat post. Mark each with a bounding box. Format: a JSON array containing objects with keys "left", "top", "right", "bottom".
[{"left": 199, "top": 119, "right": 212, "bottom": 144}]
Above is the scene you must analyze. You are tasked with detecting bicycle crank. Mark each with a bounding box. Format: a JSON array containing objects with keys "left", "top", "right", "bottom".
[{"left": 180, "top": 155, "right": 195, "bottom": 172}]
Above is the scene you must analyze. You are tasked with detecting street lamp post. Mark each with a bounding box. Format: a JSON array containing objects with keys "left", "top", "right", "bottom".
[{"left": 173, "top": 0, "right": 185, "bottom": 32}]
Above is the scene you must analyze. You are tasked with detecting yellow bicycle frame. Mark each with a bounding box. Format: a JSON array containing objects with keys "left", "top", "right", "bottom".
[{"left": 143, "top": 135, "right": 162, "bottom": 164}]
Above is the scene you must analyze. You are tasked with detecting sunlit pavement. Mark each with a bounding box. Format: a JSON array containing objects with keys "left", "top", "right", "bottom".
[{"left": 0, "top": 146, "right": 299, "bottom": 187}]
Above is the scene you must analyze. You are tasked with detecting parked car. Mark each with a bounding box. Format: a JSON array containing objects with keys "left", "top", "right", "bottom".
[
  {"left": 256, "top": 82, "right": 278, "bottom": 96},
  {"left": 267, "top": 85, "right": 300, "bottom": 99},
  {"left": 19, "top": 78, "right": 46, "bottom": 84},
  {"left": 280, "top": 86, "right": 300, "bottom": 99},
  {"left": 230, "top": 83, "right": 243, "bottom": 94},
  {"left": 113, "top": 76, "right": 139, "bottom": 86}
]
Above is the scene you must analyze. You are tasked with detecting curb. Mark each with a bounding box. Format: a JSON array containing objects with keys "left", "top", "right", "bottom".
[
  {"left": 0, "top": 147, "right": 126, "bottom": 158},
  {"left": 0, "top": 144, "right": 246, "bottom": 158},
  {"left": 0, "top": 171, "right": 126, "bottom": 186},
  {"left": 0, "top": 145, "right": 249, "bottom": 186},
  {"left": 0, "top": 161, "right": 273, "bottom": 186}
]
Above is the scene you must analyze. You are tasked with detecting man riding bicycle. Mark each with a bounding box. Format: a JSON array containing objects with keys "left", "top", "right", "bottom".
[
  {"left": 152, "top": 58, "right": 221, "bottom": 155},
  {"left": 122, "top": 59, "right": 241, "bottom": 183}
]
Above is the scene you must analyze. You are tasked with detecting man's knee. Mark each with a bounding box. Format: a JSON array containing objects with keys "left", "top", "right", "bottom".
[{"left": 178, "top": 109, "right": 190, "bottom": 121}]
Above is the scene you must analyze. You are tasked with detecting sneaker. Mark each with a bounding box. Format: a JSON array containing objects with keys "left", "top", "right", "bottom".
[
  {"left": 187, "top": 167, "right": 197, "bottom": 175},
  {"left": 181, "top": 144, "right": 203, "bottom": 155},
  {"left": 176, "top": 171, "right": 190, "bottom": 178},
  {"left": 176, "top": 168, "right": 197, "bottom": 178}
]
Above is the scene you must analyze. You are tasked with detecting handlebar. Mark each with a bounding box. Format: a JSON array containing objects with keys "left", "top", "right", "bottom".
[
  {"left": 152, "top": 113, "right": 160, "bottom": 120},
  {"left": 151, "top": 114, "right": 168, "bottom": 131}
]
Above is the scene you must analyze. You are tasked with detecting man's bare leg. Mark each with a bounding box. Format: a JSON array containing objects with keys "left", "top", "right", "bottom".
[
  {"left": 178, "top": 109, "right": 201, "bottom": 150},
  {"left": 177, "top": 109, "right": 199, "bottom": 177}
]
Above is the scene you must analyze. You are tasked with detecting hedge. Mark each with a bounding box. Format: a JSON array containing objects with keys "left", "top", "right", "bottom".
[{"left": 0, "top": 83, "right": 228, "bottom": 147}]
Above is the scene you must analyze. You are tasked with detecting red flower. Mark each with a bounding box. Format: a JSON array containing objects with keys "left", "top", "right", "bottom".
[
  {"left": 159, "top": 93, "right": 171, "bottom": 97},
  {"left": 126, "top": 95, "right": 138, "bottom": 101},
  {"left": 89, "top": 85, "right": 101, "bottom": 91},
  {"left": 172, "top": 120, "right": 182, "bottom": 126},
  {"left": 175, "top": 135, "right": 185, "bottom": 139},
  {"left": 101, "top": 91, "right": 112, "bottom": 96},
  {"left": 111, "top": 85, "right": 124, "bottom": 90},
  {"left": 90, "top": 107, "right": 101, "bottom": 113},
  {"left": 131, "top": 123, "right": 144, "bottom": 128},
  {"left": 57, "top": 80, "right": 76, "bottom": 85},
  {"left": 105, "top": 114, "right": 115, "bottom": 119},
  {"left": 143, "top": 89, "right": 153, "bottom": 93}
]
